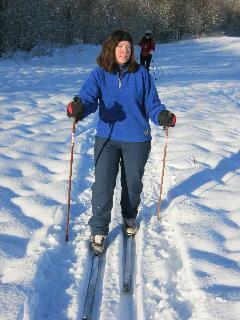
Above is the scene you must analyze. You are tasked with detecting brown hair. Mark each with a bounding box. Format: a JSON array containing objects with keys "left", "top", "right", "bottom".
[{"left": 97, "top": 30, "right": 139, "bottom": 73}]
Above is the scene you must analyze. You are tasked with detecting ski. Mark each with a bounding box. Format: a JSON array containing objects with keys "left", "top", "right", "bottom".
[
  {"left": 82, "top": 253, "right": 101, "bottom": 320},
  {"left": 123, "top": 234, "right": 134, "bottom": 293}
]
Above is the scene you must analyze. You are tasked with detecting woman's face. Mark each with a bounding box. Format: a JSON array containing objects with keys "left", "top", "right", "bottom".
[{"left": 115, "top": 41, "right": 131, "bottom": 64}]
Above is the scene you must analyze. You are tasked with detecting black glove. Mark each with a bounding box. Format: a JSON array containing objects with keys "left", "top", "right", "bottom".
[
  {"left": 67, "top": 96, "right": 84, "bottom": 122},
  {"left": 158, "top": 110, "right": 176, "bottom": 127}
]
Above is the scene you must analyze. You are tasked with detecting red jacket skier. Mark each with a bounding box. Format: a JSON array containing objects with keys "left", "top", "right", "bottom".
[{"left": 139, "top": 30, "right": 155, "bottom": 71}]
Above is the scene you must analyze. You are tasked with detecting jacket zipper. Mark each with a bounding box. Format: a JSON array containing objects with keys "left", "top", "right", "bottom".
[{"left": 118, "top": 77, "right": 122, "bottom": 88}]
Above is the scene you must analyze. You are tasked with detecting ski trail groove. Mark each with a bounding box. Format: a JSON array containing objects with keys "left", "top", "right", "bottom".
[
  {"left": 33, "top": 121, "right": 98, "bottom": 320},
  {"left": 137, "top": 130, "right": 208, "bottom": 319},
  {"left": 115, "top": 175, "right": 137, "bottom": 320},
  {"left": 120, "top": 232, "right": 136, "bottom": 320},
  {"left": 88, "top": 252, "right": 106, "bottom": 320}
]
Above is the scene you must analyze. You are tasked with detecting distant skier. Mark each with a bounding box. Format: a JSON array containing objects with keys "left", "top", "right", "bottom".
[
  {"left": 67, "top": 30, "right": 176, "bottom": 254},
  {"left": 139, "top": 30, "right": 155, "bottom": 71}
]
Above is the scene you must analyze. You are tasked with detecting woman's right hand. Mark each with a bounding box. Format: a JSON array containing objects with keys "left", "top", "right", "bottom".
[{"left": 67, "top": 96, "right": 84, "bottom": 122}]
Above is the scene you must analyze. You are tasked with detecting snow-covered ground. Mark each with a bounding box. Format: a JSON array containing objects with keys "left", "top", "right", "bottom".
[{"left": 0, "top": 36, "right": 240, "bottom": 320}]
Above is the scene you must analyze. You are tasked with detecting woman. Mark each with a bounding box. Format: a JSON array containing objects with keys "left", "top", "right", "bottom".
[{"left": 67, "top": 30, "right": 176, "bottom": 254}]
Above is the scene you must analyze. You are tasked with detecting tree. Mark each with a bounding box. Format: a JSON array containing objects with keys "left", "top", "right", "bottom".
[{"left": 0, "top": 0, "right": 239, "bottom": 54}]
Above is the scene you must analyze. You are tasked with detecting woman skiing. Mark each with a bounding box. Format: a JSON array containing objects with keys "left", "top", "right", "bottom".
[{"left": 67, "top": 30, "right": 176, "bottom": 254}]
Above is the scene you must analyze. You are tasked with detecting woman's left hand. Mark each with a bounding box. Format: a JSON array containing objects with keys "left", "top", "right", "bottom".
[{"left": 158, "top": 110, "right": 176, "bottom": 127}]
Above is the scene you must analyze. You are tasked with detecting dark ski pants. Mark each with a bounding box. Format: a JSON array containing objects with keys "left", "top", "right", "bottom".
[
  {"left": 140, "top": 54, "right": 152, "bottom": 71},
  {"left": 89, "top": 137, "right": 151, "bottom": 236}
]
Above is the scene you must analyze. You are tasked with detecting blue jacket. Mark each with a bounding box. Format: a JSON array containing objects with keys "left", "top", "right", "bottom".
[{"left": 78, "top": 65, "right": 166, "bottom": 142}]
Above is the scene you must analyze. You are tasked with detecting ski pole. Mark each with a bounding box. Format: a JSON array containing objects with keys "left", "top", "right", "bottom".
[
  {"left": 156, "top": 126, "right": 169, "bottom": 220},
  {"left": 151, "top": 57, "right": 157, "bottom": 80},
  {"left": 66, "top": 118, "right": 76, "bottom": 241}
]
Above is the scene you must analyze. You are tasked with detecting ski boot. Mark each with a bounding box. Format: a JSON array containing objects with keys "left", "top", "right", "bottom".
[
  {"left": 124, "top": 218, "right": 137, "bottom": 236},
  {"left": 91, "top": 235, "right": 105, "bottom": 255}
]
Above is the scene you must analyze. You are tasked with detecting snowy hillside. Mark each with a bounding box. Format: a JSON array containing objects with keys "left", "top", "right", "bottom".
[{"left": 0, "top": 37, "right": 240, "bottom": 320}]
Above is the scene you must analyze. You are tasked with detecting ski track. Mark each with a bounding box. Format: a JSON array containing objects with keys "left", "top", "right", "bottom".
[
  {"left": 149, "top": 79, "right": 240, "bottom": 318},
  {"left": 99, "top": 176, "right": 136, "bottom": 320},
  {"left": 117, "top": 180, "right": 136, "bottom": 320},
  {"left": 28, "top": 119, "right": 96, "bottom": 320},
  {"left": 119, "top": 233, "right": 136, "bottom": 320}
]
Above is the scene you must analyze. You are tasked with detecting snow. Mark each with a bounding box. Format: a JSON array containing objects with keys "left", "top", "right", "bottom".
[{"left": 0, "top": 36, "right": 240, "bottom": 320}]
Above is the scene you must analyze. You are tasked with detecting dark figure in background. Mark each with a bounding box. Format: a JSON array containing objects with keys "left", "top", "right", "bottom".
[{"left": 139, "top": 30, "right": 155, "bottom": 71}]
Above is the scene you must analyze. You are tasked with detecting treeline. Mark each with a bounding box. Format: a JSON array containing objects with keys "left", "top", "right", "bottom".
[{"left": 0, "top": 0, "right": 240, "bottom": 55}]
